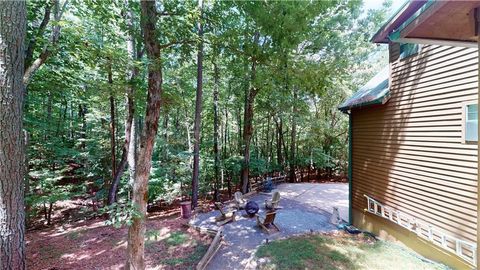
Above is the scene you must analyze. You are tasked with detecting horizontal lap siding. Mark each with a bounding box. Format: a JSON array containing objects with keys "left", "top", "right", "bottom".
[{"left": 352, "top": 44, "right": 478, "bottom": 243}]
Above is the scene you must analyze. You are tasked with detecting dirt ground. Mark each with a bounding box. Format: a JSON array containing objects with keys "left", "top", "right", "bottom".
[{"left": 26, "top": 209, "right": 212, "bottom": 270}]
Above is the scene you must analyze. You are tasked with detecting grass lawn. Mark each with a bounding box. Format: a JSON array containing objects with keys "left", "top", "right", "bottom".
[{"left": 256, "top": 232, "right": 450, "bottom": 270}]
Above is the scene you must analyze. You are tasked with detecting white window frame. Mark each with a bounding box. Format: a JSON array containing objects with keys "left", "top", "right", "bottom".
[{"left": 461, "top": 101, "right": 478, "bottom": 144}]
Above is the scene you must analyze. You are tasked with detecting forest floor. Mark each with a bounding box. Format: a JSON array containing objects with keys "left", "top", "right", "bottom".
[{"left": 26, "top": 209, "right": 212, "bottom": 270}]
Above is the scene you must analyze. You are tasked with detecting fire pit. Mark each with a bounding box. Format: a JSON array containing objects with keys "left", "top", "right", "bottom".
[{"left": 245, "top": 201, "right": 259, "bottom": 217}]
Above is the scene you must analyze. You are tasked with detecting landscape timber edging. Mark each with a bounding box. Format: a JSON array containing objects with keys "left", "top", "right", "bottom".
[{"left": 196, "top": 228, "right": 224, "bottom": 270}]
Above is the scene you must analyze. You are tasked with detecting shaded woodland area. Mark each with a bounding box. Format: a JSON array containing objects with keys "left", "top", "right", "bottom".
[{"left": 0, "top": 0, "right": 390, "bottom": 268}]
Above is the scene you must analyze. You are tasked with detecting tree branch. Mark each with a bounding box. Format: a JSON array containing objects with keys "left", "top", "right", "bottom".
[
  {"left": 23, "top": 0, "right": 69, "bottom": 86},
  {"left": 25, "top": 0, "right": 53, "bottom": 67},
  {"left": 159, "top": 39, "right": 195, "bottom": 50},
  {"left": 158, "top": 11, "right": 182, "bottom": 16}
]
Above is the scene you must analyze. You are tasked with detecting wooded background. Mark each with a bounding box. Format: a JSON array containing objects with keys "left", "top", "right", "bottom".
[
  {"left": 23, "top": 0, "right": 389, "bottom": 224},
  {"left": 0, "top": 0, "right": 395, "bottom": 268}
]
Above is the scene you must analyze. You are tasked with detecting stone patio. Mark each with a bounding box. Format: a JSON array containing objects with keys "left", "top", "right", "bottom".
[{"left": 190, "top": 183, "right": 349, "bottom": 270}]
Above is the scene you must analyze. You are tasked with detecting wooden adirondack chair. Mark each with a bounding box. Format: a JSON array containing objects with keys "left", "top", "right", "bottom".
[
  {"left": 256, "top": 211, "right": 280, "bottom": 234},
  {"left": 265, "top": 190, "right": 280, "bottom": 210},
  {"left": 214, "top": 202, "right": 236, "bottom": 224},
  {"left": 234, "top": 191, "right": 247, "bottom": 209}
]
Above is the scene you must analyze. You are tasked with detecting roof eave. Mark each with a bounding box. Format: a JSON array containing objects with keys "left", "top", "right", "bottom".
[{"left": 370, "top": 0, "right": 428, "bottom": 44}]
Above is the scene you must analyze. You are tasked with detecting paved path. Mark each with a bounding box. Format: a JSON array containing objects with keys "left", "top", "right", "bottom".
[{"left": 191, "top": 183, "right": 348, "bottom": 270}]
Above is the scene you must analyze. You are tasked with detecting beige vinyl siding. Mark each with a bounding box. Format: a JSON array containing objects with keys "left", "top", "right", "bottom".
[
  {"left": 351, "top": 44, "right": 478, "bottom": 243},
  {"left": 389, "top": 42, "right": 400, "bottom": 62}
]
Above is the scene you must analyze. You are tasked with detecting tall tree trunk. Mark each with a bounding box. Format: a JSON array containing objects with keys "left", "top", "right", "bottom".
[
  {"left": 237, "top": 106, "right": 242, "bottom": 155},
  {"left": 283, "top": 126, "right": 289, "bottom": 166},
  {"left": 162, "top": 114, "right": 168, "bottom": 160},
  {"left": 240, "top": 32, "right": 260, "bottom": 193},
  {"left": 0, "top": 1, "right": 27, "bottom": 268},
  {"left": 108, "top": 81, "right": 116, "bottom": 198},
  {"left": 212, "top": 59, "right": 220, "bottom": 202},
  {"left": 126, "top": 1, "right": 163, "bottom": 269},
  {"left": 223, "top": 105, "right": 228, "bottom": 158},
  {"left": 191, "top": 0, "right": 204, "bottom": 208},
  {"left": 289, "top": 87, "right": 297, "bottom": 183},
  {"left": 45, "top": 91, "right": 52, "bottom": 140},
  {"left": 275, "top": 115, "right": 284, "bottom": 166},
  {"left": 69, "top": 101, "right": 74, "bottom": 140},
  {"left": 108, "top": 93, "right": 134, "bottom": 205},
  {"left": 265, "top": 116, "right": 270, "bottom": 162},
  {"left": 108, "top": 91, "right": 134, "bottom": 205},
  {"left": 79, "top": 103, "right": 87, "bottom": 150},
  {"left": 268, "top": 117, "right": 274, "bottom": 165},
  {"left": 108, "top": 1, "right": 136, "bottom": 205},
  {"left": 24, "top": 130, "right": 30, "bottom": 227},
  {"left": 128, "top": 117, "right": 137, "bottom": 187}
]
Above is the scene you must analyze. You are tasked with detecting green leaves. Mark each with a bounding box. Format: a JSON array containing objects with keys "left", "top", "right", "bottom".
[
  {"left": 101, "top": 202, "right": 142, "bottom": 228},
  {"left": 24, "top": 0, "right": 391, "bottom": 213}
]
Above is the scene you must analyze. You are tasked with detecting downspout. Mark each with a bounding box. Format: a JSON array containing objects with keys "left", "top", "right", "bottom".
[
  {"left": 347, "top": 111, "right": 353, "bottom": 225},
  {"left": 339, "top": 108, "right": 353, "bottom": 225}
]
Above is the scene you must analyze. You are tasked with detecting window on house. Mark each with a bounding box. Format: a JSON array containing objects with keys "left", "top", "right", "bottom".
[
  {"left": 464, "top": 103, "right": 478, "bottom": 142},
  {"left": 399, "top": 43, "right": 419, "bottom": 59}
]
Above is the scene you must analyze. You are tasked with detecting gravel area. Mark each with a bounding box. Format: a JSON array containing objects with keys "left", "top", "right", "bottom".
[{"left": 190, "top": 183, "right": 348, "bottom": 270}]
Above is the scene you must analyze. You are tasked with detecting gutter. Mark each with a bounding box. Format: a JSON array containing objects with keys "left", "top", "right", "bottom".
[
  {"left": 338, "top": 109, "right": 353, "bottom": 225},
  {"left": 348, "top": 112, "right": 353, "bottom": 225},
  {"left": 338, "top": 91, "right": 391, "bottom": 113}
]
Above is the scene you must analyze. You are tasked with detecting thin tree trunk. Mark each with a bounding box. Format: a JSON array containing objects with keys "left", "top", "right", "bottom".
[
  {"left": 128, "top": 117, "right": 137, "bottom": 187},
  {"left": 265, "top": 116, "right": 270, "bottom": 163},
  {"left": 23, "top": 0, "right": 68, "bottom": 86},
  {"left": 275, "top": 116, "right": 284, "bottom": 166},
  {"left": 162, "top": 114, "right": 168, "bottom": 160},
  {"left": 56, "top": 99, "right": 67, "bottom": 137},
  {"left": 223, "top": 105, "right": 228, "bottom": 158},
  {"left": 269, "top": 117, "right": 274, "bottom": 165},
  {"left": 108, "top": 91, "right": 134, "bottom": 205},
  {"left": 79, "top": 103, "right": 87, "bottom": 150},
  {"left": 46, "top": 91, "right": 52, "bottom": 140},
  {"left": 24, "top": 130, "right": 30, "bottom": 227},
  {"left": 25, "top": 1, "right": 52, "bottom": 69},
  {"left": 240, "top": 32, "right": 260, "bottom": 193},
  {"left": 212, "top": 58, "right": 220, "bottom": 202},
  {"left": 283, "top": 127, "right": 289, "bottom": 167},
  {"left": 108, "top": 1, "right": 137, "bottom": 205},
  {"left": 290, "top": 87, "right": 297, "bottom": 183},
  {"left": 0, "top": 1, "right": 27, "bottom": 268},
  {"left": 237, "top": 106, "right": 242, "bottom": 155},
  {"left": 126, "top": 1, "right": 163, "bottom": 269},
  {"left": 109, "top": 82, "right": 116, "bottom": 197},
  {"left": 308, "top": 160, "right": 312, "bottom": 182},
  {"left": 47, "top": 202, "right": 53, "bottom": 225},
  {"left": 43, "top": 203, "right": 48, "bottom": 221},
  {"left": 69, "top": 100, "right": 74, "bottom": 140},
  {"left": 191, "top": 0, "right": 204, "bottom": 208}
]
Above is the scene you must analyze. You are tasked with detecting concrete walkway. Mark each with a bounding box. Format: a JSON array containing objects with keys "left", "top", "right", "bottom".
[
  {"left": 190, "top": 183, "right": 348, "bottom": 270},
  {"left": 278, "top": 183, "right": 349, "bottom": 222}
]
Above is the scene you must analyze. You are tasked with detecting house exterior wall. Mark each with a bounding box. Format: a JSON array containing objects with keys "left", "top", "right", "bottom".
[{"left": 351, "top": 44, "right": 478, "bottom": 268}]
